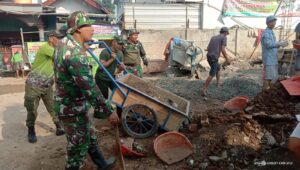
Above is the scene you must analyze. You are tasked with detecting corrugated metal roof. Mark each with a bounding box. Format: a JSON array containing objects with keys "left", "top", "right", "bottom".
[{"left": 124, "top": 3, "right": 202, "bottom": 29}]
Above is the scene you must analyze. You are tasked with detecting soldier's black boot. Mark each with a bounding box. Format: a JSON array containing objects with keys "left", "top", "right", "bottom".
[
  {"left": 88, "top": 145, "right": 116, "bottom": 170},
  {"left": 28, "top": 126, "right": 37, "bottom": 143},
  {"left": 65, "top": 166, "right": 79, "bottom": 170},
  {"left": 55, "top": 122, "right": 65, "bottom": 136}
]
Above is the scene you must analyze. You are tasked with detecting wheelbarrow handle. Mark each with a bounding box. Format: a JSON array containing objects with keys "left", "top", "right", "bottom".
[
  {"left": 86, "top": 41, "right": 129, "bottom": 74},
  {"left": 86, "top": 46, "right": 127, "bottom": 98}
]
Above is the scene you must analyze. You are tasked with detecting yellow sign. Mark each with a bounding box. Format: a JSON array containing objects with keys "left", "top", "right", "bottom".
[{"left": 27, "top": 42, "right": 46, "bottom": 63}]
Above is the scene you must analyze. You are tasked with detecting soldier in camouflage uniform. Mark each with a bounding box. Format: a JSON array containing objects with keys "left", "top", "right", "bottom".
[
  {"left": 53, "top": 11, "right": 119, "bottom": 170},
  {"left": 24, "top": 30, "right": 65, "bottom": 143},
  {"left": 95, "top": 36, "right": 124, "bottom": 99},
  {"left": 123, "top": 29, "right": 148, "bottom": 77}
]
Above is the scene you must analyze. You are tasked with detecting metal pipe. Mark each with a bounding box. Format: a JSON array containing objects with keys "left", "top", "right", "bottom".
[
  {"left": 38, "top": 13, "right": 113, "bottom": 18},
  {"left": 86, "top": 41, "right": 126, "bottom": 71},
  {"left": 22, "top": 30, "right": 51, "bottom": 34},
  {"left": 87, "top": 41, "right": 129, "bottom": 73},
  {"left": 0, "top": 9, "right": 113, "bottom": 18}
]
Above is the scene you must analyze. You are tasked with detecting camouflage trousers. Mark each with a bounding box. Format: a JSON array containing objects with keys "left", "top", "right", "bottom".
[
  {"left": 95, "top": 78, "right": 115, "bottom": 99},
  {"left": 125, "top": 65, "right": 143, "bottom": 77},
  {"left": 59, "top": 114, "right": 97, "bottom": 168},
  {"left": 24, "top": 84, "right": 59, "bottom": 127}
]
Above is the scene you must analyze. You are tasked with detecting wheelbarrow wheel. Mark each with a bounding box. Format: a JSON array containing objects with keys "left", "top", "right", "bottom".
[{"left": 121, "top": 104, "right": 158, "bottom": 138}]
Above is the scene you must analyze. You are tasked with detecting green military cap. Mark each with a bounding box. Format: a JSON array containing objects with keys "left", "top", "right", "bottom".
[
  {"left": 47, "top": 30, "right": 64, "bottom": 38},
  {"left": 67, "top": 11, "right": 95, "bottom": 34},
  {"left": 128, "top": 29, "right": 139, "bottom": 36},
  {"left": 58, "top": 24, "right": 68, "bottom": 36},
  {"left": 113, "top": 35, "right": 124, "bottom": 45}
]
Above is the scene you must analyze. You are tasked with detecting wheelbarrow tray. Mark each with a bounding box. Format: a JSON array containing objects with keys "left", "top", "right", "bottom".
[
  {"left": 110, "top": 74, "right": 190, "bottom": 131},
  {"left": 281, "top": 76, "right": 300, "bottom": 96}
]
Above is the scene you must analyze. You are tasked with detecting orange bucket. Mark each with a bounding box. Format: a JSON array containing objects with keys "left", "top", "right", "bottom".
[
  {"left": 293, "top": 40, "right": 300, "bottom": 49},
  {"left": 154, "top": 131, "right": 193, "bottom": 164},
  {"left": 223, "top": 96, "right": 249, "bottom": 111}
]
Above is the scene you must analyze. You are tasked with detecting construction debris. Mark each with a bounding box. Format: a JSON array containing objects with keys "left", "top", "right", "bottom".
[
  {"left": 189, "top": 79, "right": 300, "bottom": 169},
  {"left": 248, "top": 80, "right": 300, "bottom": 116}
]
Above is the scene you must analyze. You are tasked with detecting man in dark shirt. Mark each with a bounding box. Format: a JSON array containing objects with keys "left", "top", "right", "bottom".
[
  {"left": 202, "top": 27, "right": 230, "bottom": 97},
  {"left": 95, "top": 36, "right": 124, "bottom": 99}
]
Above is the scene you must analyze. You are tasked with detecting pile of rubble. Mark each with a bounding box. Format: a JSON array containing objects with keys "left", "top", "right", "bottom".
[
  {"left": 189, "top": 110, "right": 265, "bottom": 169},
  {"left": 188, "top": 80, "right": 300, "bottom": 169},
  {"left": 247, "top": 80, "right": 300, "bottom": 115}
]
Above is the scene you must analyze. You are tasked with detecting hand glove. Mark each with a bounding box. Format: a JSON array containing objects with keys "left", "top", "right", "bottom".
[
  {"left": 278, "top": 41, "right": 289, "bottom": 47},
  {"left": 143, "top": 58, "right": 149, "bottom": 66}
]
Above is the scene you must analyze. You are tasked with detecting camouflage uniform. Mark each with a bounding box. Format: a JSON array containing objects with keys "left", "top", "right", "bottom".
[
  {"left": 95, "top": 36, "right": 124, "bottom": 99},
  {"left": 123, "top": 30, "right": 147, "bottom": 77},
  {"left": 53, "top": 12, "right": 113, "bottom": 168}
]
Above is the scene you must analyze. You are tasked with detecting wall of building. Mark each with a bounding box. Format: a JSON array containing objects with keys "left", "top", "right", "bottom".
[{"left": 137, "top": 29, "right": 295, "bottom": 61}]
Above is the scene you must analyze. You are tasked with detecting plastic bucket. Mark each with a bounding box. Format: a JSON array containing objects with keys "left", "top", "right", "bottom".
[
  {"left": 154, "top": 131, "right": 193, "bottom": 164},
  {"left": 223, "top": 96, "right": 249, "bottom": 111}
]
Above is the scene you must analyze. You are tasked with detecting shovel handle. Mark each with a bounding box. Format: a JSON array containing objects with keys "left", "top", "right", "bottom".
[{"left": 115, "top": 125, "right": 126, "bottom": 170}]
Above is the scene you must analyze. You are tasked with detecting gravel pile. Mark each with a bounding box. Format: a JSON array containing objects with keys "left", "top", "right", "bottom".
[
  {"left": 148, "top": 77, "right": 201, "bottom": 100},
  {"left": 208, "top": 76, "right": 261, "bottom": 101}
]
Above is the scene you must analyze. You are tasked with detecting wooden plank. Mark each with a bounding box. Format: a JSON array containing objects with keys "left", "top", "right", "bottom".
[
  {"left": 111, "top": 87, "right": 128, "bottom": 105},
  {"left": 165, "top": 113, "right": 185, "bottom": 130},
  {"left": 119, "top": 74, "right": 189, "bottom": 114}
]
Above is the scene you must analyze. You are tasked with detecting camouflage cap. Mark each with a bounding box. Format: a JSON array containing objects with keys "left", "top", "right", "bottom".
[
  {"left": 58, "top": 24, "right": 68, "bottom": 36},
  {"left": 47, "top": 30, "right": 64, "bottom": 38},
  {"left": 113, "top": 35, "right": 124, "bottom": 45},
  {"left": 128, "top": 29, "right": 139, "bottom": 36},
  {"left": 67, "top": 11, "right": 95, "bottom": 34}
]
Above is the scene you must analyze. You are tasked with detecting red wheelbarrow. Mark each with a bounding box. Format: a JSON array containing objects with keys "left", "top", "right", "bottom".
[{"left": 281, "top": 76, "right": 300, "bottom": 96}]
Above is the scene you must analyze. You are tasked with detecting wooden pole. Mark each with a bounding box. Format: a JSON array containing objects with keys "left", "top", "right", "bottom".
[
  {"left": 185, "top": 7, "right": 188, "bottom": 40},
  {"left": 20, "top": 28, "right": 25, "bottom": 51},
  {"left": 20, "top": 28, "right": 31, "bottom": 67},
  {"left": 115, "top": 125, "right": 126, "bottom": 170},
  {"left": 234, "top": 27, "right": 238, "bottom": 56}
]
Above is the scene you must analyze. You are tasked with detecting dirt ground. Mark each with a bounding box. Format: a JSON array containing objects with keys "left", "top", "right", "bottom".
[{"left": 0, "top": 58, "right": 300, "bottom": 170}]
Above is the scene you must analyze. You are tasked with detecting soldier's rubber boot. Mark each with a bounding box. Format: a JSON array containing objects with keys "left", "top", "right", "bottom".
[
  {"left": 55, "top": 122, "right": 65, "bottom": 136},
  {"left": 28, "top": 126, "right": 37, "bottom": 143},
  {"left": 65, "top": 166, "right": 79, "bottom": 170},
  {"left": 88, "top": 145, "right": 116, "bottom": 170}
]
